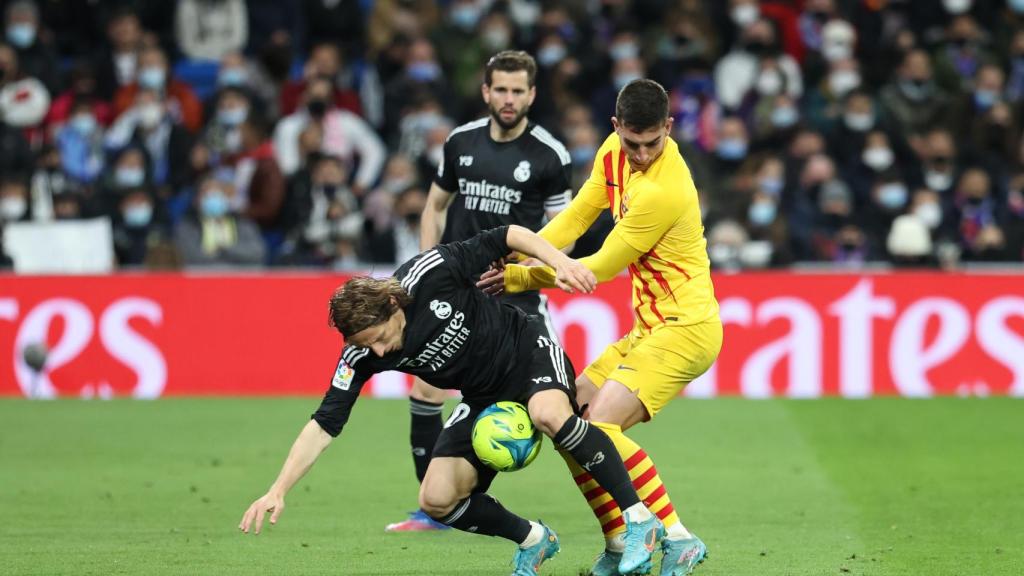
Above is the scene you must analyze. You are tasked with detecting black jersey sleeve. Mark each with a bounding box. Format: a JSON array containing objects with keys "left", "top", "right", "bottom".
[
  {"left": 310, "top": 345, "right": 377, "bottom": 437},
  {"left": 433, "top": 135, "right": 458, "bottom": 192},
  {"left": 434, "top": 225, "right": 511, "bottom": 284},
  {"left": 542, "top": 156, "right": 573, "bottom": 213}
]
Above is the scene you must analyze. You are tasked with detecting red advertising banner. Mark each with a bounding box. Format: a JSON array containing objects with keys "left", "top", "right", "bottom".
[{"left": 0, "top": 273, "right": 1021, "bottom": 398}]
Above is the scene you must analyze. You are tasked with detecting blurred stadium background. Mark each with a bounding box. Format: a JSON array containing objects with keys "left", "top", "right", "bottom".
[{"left": 0, "top": 0, "right": 1022, "bottom": 574}]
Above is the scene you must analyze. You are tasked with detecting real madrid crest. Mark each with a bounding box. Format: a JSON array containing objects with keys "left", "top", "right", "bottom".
[{"left": 514, "top": 160, "right": 531, "bottom": 182}]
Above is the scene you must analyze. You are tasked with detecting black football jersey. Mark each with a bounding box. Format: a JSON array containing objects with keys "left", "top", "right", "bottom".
[
  {"left": 434, "top": 118, "right": 572, "bottom": 243},
  {"left": 312, "top": 226, "right": 543, "bottom": 437}
]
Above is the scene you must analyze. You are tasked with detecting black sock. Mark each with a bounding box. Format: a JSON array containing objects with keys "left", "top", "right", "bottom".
[
  {"left": 433, "top": 493, "right": 531, "bottom": 543},
  {"left": 554, "top": 415, "right": 640, "bottom": 510},
  {"left": 410, "top": 399, "right": 443, "bottom": 483}
]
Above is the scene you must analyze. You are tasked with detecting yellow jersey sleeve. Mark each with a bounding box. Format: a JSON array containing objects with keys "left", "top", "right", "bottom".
[
  {"left": 503, "top": 230, "right": 643, "bottom": 293},
  {"left": 538, "top": 141, "right": 611, "bottom": 250}
]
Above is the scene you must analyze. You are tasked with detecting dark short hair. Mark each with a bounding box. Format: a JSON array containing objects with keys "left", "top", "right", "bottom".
[
  {"left": 485, "top": 50, "right": 537, "bottom": 87},
  {"left": 615, "top": 79, "right": 669, "bottom": 132}
]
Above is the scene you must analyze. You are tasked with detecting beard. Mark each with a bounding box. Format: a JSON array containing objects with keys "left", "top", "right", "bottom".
[{"left": 489, "top": 103, "right": 529, "bottom": 131}]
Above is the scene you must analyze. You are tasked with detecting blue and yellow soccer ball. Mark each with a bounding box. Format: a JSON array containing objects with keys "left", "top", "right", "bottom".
[{"left": 471, "top": 401, "right": 543, "bottom": 472}]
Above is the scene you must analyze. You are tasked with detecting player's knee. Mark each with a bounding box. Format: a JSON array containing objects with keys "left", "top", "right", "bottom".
[
  {"left": 418, "top": 482, "right": 457, "bottom": 519},
  {"left": 528, "top": 399, "right": 573, "bottom": 438}
]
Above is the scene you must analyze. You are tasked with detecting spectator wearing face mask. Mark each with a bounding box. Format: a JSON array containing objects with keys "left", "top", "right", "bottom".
[
  {"left": 383, "top": 37, "right": 453, "bottom": 140},
  {"left": 879, "top": 50, "right": 951, "bottom": 151},
  {"left": 709, "top": 116, "right": 751, "bottom": 196},
  {"left": 932, "top": 15, "right": 996, "bottom": 94},
  {"left": 845, "top": 130, "right": 897, "bottom": 204},
  {"left": 950, "top": 64, "right": 1019, "bottom": 169},
  {"left": 917, "top": 128, "right": 960, "bottom": 195},
  {"left": 278, "top": 42, "right": 363, "bottom": 118},
  {"left": 105, "top": 88, "right": 194, "bottom": 195},
  {"left": 112, "top": 187, "right": 165, "bottom": 267},
  {"left": 4, "top": 1, "right": 59, "bottom": 94},
  {"left": 44, "top": 60, "right": 113, "bottom": 130},
  {"left": 112, "top": 46, "right": 204, "bottom": 134},
  {"left": 175, "top": 173, "right": 264, "bottom": 267},
  {"left": 274, "top": 76, "right": 385, "bottom": 196},
  {"left": 714, "top": 18, "right": 802, "bottom": 111},
  {"left": 742, "top": 187, "right": 792, "bottom": 267},
  {"left": 804, "top": 56, "right": 862, "bottom": 133},
  {"left": 432, "top": 0, "right": 491, "bottom": 101},
  {"left": 212, "top": 52, "right": 276, "bottom": 119},
  {"left": 98, "top": 146, "right": 152, "bottom": 220},
  {"left": 751, "top": 93, "right": 800, "bottom": 150},
  {"left": 54, "top": 97, "right": 105, "bottom": 186},
  {"left": 908, "top": 188, "right": 947, "bottom": 239},
  {"left": 203, "top": 87, "right": 251, "bottom": 166},
  {"left": 591, "top": 55, "right": 645, "bottom": 125},
  {"left": 281, "top": 153, "right": 362, "bottom": 265},
  {"left": 0, "top": 174, "right": 30, "bottom": 225},
  {"left": 863, "top": 170, "right": 911, "bottom": 243}
]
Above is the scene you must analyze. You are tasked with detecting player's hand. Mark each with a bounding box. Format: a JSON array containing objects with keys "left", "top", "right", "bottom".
[
  {"left": 554, "top": 258, "right": 596, "bottom": 294},
  {"left": 239, "top": 492, "right": 285, "bottom": 535},
  {"left": 477, "top": 267, "right": 506, "bottom": 296}
]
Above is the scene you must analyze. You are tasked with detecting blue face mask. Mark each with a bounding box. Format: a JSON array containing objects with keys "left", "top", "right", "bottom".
[
  {"left": 537, "top": 44, "right": 567, "bottom": 67},
  {"left": 1011, "top": 0, "right": 1024, "bottom": 13},
  {"left": 973, "top": 89, "right": 998, "bottom": 110},
  {"left": 408, "top": 62, "right": 441, "bottom": 82},
  {"left": 115, "top": 167, "right": 145, "bottom": 188},
  {"left": 717, "top": 138, "right": 748, "bottom": 161},
  {"left": 70, "top": 114, "right": 97, "bottom": 135},
  {"left": 217, "top": 107, "right": 248, "bottom": 127},
  {"left": 450, "top": 4, "right": 482, "bottom": 31},
  {"left": 770, "top": 106, "right": 799, "bottom": 128},
  {"left": 877, "top": 183, "right": 908, "bottom": 209},
  {"left": 201, "top": 191, "right": 230, "bottom": 218},
  {"left": 614, "top": 72, "right": 642, "bottom": 92},
  {"left": 218, "top": 68, "right": 248, "bottom": 87},
  {"left": 571, "top": 146, "right": 596, "bottom": 165},
  {"left": 6, "top": 23, "right": 35, "bottom": 48},
  {"left": 123, "top": 203, "right": 153, "bottom": 228},
  {"left": 138, "top": 67, "right": 166, "bottom": 90},
  {"left": 748, "top": 201, "right": 777, "bottom": 226},
  {"left": 758, "top": 177, "right": 784, "bottom": 197}
]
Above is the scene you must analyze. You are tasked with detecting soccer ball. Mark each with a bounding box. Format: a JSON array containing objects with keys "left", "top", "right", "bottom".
[{"left": 472, "top": 401, "right": 543, "bottom": 472}]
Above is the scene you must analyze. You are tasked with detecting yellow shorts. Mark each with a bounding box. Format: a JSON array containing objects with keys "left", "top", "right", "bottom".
[{"left": 582, "top": 321, "right": 722, "bottom": 419}]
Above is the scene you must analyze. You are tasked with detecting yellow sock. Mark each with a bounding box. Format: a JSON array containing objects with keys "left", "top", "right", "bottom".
[{"left": 590, "top": 421, "right": 682, "bottom": 531}]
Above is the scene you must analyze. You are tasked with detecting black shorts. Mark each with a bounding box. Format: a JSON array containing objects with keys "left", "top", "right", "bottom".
[{"left": 432, "top": 333, "right": 578, "bottom": 490}]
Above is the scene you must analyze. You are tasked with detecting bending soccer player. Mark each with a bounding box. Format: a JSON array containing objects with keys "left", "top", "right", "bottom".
[
  {"left": 239, "top": 225, "right": 664, "bottom": 576},
  {"left": 480, "top": 80, "right": 722, "bottom": 576},
  {"left": 391, "top": 50, "right": 572, "bottom": 532}
]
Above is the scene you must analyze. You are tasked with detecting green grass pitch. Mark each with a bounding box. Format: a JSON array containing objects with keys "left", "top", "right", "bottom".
[{"left": 1, "top": 397, "right": 1021, "bottom": 575}]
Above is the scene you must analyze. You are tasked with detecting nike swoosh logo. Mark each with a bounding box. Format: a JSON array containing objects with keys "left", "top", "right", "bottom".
[
  {"left": 617, "top": 365, "right": 637, "bottom": 371},
  {"left": 606, "top": 180, "right": 618, "bottom": 187}
]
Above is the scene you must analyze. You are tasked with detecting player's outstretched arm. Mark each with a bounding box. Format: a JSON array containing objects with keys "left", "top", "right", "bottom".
[
  {"left": 505, "top": 225, "right": 596, "bottom": 294},
  {"left": 239, "top": 420, "right": 333, "bottom": 535},
  {"left": 420, "top": 183, "right": 455, "bottom": 251}
]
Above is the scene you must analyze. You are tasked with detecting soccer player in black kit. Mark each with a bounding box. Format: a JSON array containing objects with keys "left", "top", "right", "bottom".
[
  {"left": 391, "top": 50, "right": 574, "bottom": 532},
  {"left": 239, "top": 226, "right": 665, "bottom": 576}
]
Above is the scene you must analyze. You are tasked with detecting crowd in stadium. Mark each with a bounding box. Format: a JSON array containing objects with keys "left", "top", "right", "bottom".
[{"left": 0, "top": 0, "right": 1021, "bottom": 271}]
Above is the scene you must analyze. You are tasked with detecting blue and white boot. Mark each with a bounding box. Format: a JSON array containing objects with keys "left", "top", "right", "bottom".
[
  {"left": 511, "top": 522, "right": 560, "bottom": 576},
  {"left": 659, "top": 536, "right": 708, "bottom": 575}
]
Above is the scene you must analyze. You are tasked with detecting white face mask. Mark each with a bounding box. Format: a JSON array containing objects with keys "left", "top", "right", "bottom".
[
  {"left": 914, "top": 202, "right": 942, "bottom": 229},
  {"left": 0, "top": 196, "right": 26, "bottom": 220},
  {"left": 943, "top": 0, "right": 972, "bottom": 14},
  {"left": 843, "top": 111, "right": 873, "bottom": 132},
  {"left": 862, "top": 147, "right": 894, "bottom": 171},
  {"left": 822, "top": 42, "right": 852, "bottom": 62},
  {"left": 137, "top": 103, "right": 163, "bottom": 129},
  {"left": 829, "top": 70, "right": 861, "bottom": 97},
  {"left": 756, "top": 70, "right": 784, "bottom": 95},
  {"left": 731, "top": 3, "right": 760, "bottom": 27},
  {"left": 925, "top": 170, "right": 954, "bottom": 191}
]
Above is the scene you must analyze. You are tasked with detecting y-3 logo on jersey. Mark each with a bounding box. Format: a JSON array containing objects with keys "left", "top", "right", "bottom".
[{"left": 459, "top": 155, "right": 473, "bottom": 166}]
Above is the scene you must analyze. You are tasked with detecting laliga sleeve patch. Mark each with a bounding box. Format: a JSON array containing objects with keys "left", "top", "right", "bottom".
[{"left": 332, "top": 359, "right": 355, "bottom": 390}]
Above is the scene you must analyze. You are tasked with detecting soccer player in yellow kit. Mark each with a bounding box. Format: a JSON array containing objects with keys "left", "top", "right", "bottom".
[{"left": 485, "top": 79, "right": 722, "bottom": 576}]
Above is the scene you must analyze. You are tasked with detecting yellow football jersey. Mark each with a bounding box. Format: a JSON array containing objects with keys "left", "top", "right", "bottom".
[{"left": 526, "top": 132, "right": 720, "bottom": 331}]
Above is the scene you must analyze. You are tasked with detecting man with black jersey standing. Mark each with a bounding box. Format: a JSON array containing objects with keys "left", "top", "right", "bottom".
[
  {"left": 239, "top": 225, "right": 665, "bottom": 576},
  {"left": 388, "top": 50, "right": 574, "bottom": 532}
]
